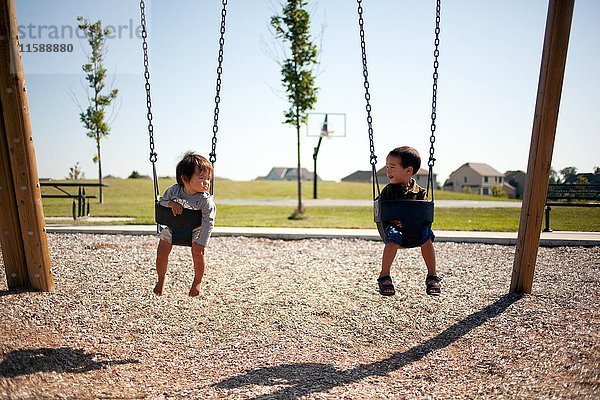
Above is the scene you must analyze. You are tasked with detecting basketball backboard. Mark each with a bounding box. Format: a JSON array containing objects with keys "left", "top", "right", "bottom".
[{"left": 306, "top": 112, "right": 346, "bottom": 138}]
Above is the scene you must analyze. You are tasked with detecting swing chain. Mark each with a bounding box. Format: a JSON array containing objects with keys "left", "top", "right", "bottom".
[
  {"left": 139, "top": 0, "right": 159, "bottom": 203},
  {"left": 140, "top": 0, "right": 155, "bottom": 164},
  {"left": 210, "top": 0, "right": 228, "bottom": 166},
  {"left": 357, "top": 0, "right": 376, "bottom": 168},
  {"left": 428, "top": 0, "right": 441, "bottom": 170},
  {"left": 426, "top": 0, "right": 441, "bottom": 200}
]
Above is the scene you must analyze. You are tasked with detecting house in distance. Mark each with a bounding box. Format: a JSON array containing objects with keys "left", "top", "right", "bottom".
[
  {"left": 444, "top": 162, "right": 505, "bottom": 196},
  {"left": 341, "top": 167, "right": 437, "bottom": 188},
  {"left": 258, "top": 167, "right": 319, "bottom": 181}
]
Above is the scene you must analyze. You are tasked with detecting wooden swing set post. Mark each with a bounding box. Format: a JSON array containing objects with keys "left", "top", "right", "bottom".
[
  {"left": 0, "top": 0, "right": 54, "bottom": 291},
  {"left": 511, "top": 0, "right": 574, "bottom": 294},
  {"left": 0, "top": 97, "right": 27, "bottom": 288}
]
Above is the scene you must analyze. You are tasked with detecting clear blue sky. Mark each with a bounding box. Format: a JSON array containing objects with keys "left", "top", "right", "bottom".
[{"left": 15, "top": 0, "right": 600, "bottom": 184}]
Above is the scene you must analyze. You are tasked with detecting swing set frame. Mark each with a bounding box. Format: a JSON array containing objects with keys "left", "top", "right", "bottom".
[{"left": 0, "top": 0, "right": 576, "bottom": 294}]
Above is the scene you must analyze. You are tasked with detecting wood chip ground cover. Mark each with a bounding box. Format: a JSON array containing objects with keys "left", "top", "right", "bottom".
[{"left": 0, "top": 234, "right": 598, "bottom": 399}]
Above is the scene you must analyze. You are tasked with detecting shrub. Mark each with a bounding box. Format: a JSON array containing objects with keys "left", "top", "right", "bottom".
[{"left": 492, "top": 184, "right": 507, "bottom": 198}]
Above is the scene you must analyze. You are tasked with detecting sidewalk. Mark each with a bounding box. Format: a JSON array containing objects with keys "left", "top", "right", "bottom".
[
  {"left": 45, "top": 224, "right": 600, "bottom": 247},
  {"left": 214, "top": 199, "right": 522, "bottom": 208}
]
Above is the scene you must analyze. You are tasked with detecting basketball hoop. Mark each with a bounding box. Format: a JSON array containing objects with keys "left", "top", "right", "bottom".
[
  {"left": 307, "top": 112, "right": 346, "bottom": 198},
  {"left": 307, "top": 112, "right": 346, "bottom": 138}
]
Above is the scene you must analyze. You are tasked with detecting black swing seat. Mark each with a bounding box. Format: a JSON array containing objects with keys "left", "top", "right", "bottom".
[
  {"left": 374, "top": 199, "right": 434, "bottom": 248},
  {"left": 155, "top": 202, "right": 203, "bottom": 247}
]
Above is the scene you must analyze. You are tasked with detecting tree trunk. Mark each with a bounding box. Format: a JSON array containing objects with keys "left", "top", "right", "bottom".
[
  {"left": 296, "top": 112, "right": 302, "bottom": 214},
  {"left": 295, "top": 91, "right": 302, "bottom": 215},
  {"left": 93, "top": 61, "right": 103, "bottom": 204},
  {"left": 294, "top": 59, "right": 303, "bottom": 216},
  {"left": 97, "top": 137, "right": 103, "bottom": 204}
]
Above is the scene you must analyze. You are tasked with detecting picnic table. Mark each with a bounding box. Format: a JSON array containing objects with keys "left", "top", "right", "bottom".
[{"left": 40, "top": 182, "right": 108, "bottom": 220}]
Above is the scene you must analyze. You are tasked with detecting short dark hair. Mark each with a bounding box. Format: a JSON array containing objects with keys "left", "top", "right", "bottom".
[
  {"left": 176, "top": 152, "right": 213, "bottom": 186},
  {"left": 388, "top": 146, "right": 421, "bottom": 175}
]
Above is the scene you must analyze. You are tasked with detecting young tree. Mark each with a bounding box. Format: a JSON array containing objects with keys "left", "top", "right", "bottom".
[
  {"left": 76, "top": 17, "right": 118, "bottom": 204},
  {"left": 66, "top": 162, "right": 84, "bottom": 180},
  {"left": 128, "top": 170, "right": 141, "bottom": 179},
  {"left": 271, "top": 0, "right": 319, "bottom": 219},
  {"left": 549, "top": 167, "right": 560, "bottom": 184},
  {"left": 559, "top": 166, "right": 577, "bottom": 183}
]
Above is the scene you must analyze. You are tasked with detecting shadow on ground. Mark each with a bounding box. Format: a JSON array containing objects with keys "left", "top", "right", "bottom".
[
  {"left": 213, "top": 293, "right": 522, "bottom": 399},
  {"left": 0, "top": 288, "right": 33, "bottom": 297},
  {"left": 0, "top": 347, "right": 138, "bottom": 378}
]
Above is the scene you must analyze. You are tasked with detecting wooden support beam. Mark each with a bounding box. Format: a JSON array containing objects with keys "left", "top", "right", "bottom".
[
  {"left": 0, "top": 0, "right": 54, "bottom": 291},
  {"left": 511, "top": 0, "right": 574, "bottom": 294},
  {"left": 0, "top": 97, "right": 28, "bottom": 289}
]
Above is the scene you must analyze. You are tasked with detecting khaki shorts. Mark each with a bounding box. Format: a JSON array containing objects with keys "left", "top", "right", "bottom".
[{"left": 158, "top": 226, "right": 203, "bottom": 245}]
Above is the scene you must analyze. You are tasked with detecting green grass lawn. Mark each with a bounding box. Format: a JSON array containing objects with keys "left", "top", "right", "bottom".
[
  {"left": 40, "top": 178, "right": 600, "bottom": 232},
  {"left": 214, "top": 206, "right": 599, "bottom": 232},
  {"left": 208, "top": 179, "right": 517, "bottom": 201}
]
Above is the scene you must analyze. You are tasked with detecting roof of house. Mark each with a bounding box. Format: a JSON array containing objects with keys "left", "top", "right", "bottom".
[
  {"left": 268, "top": 167, "right": 288, "bottom": 179},
  {"left": 376, "top": 167, "right": 432, "bottom": 176},
  {"left": 503, "top": 181, "right": 516, "bottom": 191},
  {"left": 505, "top": 170, "right": 526, "bottom": 178},
  {"left": 261, "top": 167, "right": 317, "bottom": 180},
  {"left": 455, "top": 162, "right": 503, "bottom": 177},
  {"left": 284, "top": 167, "right": 312, "bottom": 176},
  {"left": 341, "top": 170, "right": 372, "bottom": 181}
]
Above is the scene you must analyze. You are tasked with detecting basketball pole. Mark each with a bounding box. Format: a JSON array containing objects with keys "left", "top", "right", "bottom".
[{"left": 313, "top": 135, "right": 323, "bottom": 199}]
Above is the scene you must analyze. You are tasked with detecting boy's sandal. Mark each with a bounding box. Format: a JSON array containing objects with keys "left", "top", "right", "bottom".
[
  {"left": 377, "top": 275, "right": 395, "bottom": 296},
  {"left": 425, "top": 275, "right": 441, "bottom": 296}
]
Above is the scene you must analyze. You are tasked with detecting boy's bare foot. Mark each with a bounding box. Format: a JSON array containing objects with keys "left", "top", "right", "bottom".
[
  {"left": 189, "top": 280, "right": 202, "bottom": 297},
  {"left": 154, "top": 278, "right": 166, "bottom": 296}
]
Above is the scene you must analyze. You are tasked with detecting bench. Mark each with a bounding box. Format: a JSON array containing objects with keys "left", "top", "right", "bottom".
[
  {"left": 544, "top": 183, "right": 600, "bottom": 232},
  {"left": 40, "top": 182, "right": 108, "bottom": 220}
]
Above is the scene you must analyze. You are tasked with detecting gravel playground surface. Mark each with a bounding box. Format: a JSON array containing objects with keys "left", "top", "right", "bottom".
[{"left": 0, "top": 234, "right": 599, "bottom": 399}]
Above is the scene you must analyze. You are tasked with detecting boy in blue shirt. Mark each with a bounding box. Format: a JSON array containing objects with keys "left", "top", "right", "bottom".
[{"left": 377, "top": 146, "right": 441, "bottom": 296}]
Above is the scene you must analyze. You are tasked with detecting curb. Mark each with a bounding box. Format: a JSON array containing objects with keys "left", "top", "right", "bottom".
[{"left": 44, "top": 225, "right": 600, "bottom": 247}]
